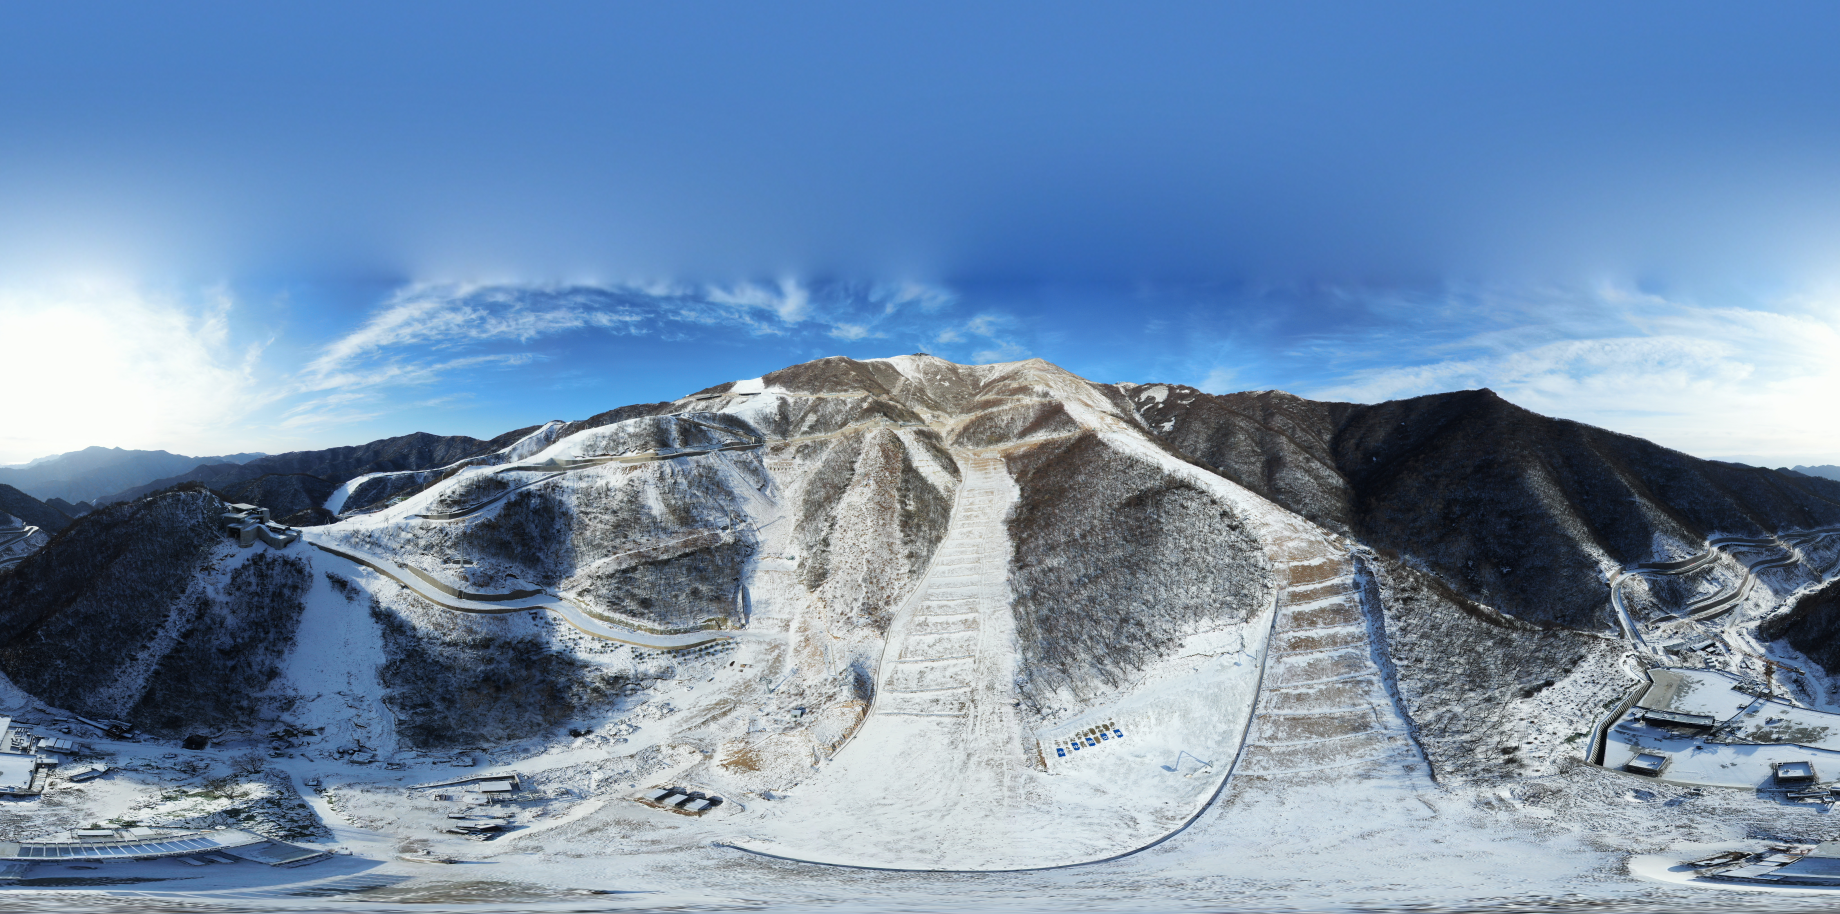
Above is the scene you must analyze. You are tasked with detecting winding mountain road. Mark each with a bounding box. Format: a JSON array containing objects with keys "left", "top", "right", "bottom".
[
  {"left": 412, "top": 443, "right": 762, "bottom": 522},
  {"left": 1609, "top": 526, "right": 1840, "bottom": 650},
  {"left": 302, "top": 534, "right": 736, "bottom": 650},
  {"left": 0, "top": 524, "right": 41, "bottom": 570}
]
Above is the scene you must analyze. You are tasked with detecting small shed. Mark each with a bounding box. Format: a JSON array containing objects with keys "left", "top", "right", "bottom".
[{"left": 1625, "top": 752, "right": 1669, "bottom": 777}]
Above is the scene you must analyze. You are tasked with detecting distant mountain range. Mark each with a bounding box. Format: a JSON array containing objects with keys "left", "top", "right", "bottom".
[
  {"left": 1786, "top": 465, "right": 1840, "bottom": 482},
  {"left": 0, "top": 446, "right": 265, "bottom": 504}
]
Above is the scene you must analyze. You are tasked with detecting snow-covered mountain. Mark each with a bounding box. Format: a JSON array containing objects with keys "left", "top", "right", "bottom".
[
  {"left": 3, "top": 353, "right": 1840, "bottom": 884},
  {"left": 91, "top": 431, "right": 543, "bottom": 516}
]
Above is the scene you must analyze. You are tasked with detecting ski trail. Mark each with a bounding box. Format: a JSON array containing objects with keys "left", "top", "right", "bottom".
[{"left": 729, "top": 451, "right": 1025, "bottom": 868}]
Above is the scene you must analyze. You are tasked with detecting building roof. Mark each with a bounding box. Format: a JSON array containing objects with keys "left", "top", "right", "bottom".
[
  {"left": 0, "top": 827, "right": 266, "bottom": 862},
  {"left": 1626, "top": 753, "right": 1668, "bottom": 773},
  {"left": 0, "top": 753, "right": 39, "bottom": 793},
  {"left": 1638, "top": 707, "right": 1718, "bottom": 728},
  {"left": 1773, "top": 855, "right": 1840, "bottom": 882},
  {"left": 1776, "top": 760, "right": 1817, "bottom": 779}
]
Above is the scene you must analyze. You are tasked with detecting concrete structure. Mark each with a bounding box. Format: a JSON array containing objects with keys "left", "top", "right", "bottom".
[
  {"left": 0, "top": 826, "right": 322, "bottom": 866},
  {"left": 637, "top": 785, "right": 725, "bottom": 816},
  {"left": 222, "top": 503, "right": 300, "bottom": 549},
  {"left": 65, "top": 765, "right": 107, "bottom": 782},
  {"left": 1625, "top": 752, "right": 1669, "bottom": 777},
  {"left": 1706, "top": 842, "right": 1840, "bottom": 886},
  {"left": 1776, "top": 760, "right": 1817, "bottom": 783},
  {"left": 1638, "top": 707, "right": 1717, "bottom": 730}
]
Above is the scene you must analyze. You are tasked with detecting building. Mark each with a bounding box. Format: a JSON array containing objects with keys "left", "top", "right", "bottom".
[
  {"left": 1638, "top": 707, "right": 1717, "bottom": 731},
  {"left": 1625, "top": 752, "right": 1669, "bottom": 777},
  {"left": 0, "top": 718, "right": 56, "bottom": 797},
  {"left": 222, "top": 504, "right": 301, "bottom": 549},
  {"left": 1709, "top": 842, "right": 1840, "bottom": 886},
  {"left": 1774, "top": 760, "right": 1817, "bottom": 784},
  {"left": 0, "top": 826, "right": 324, "bottom": 866}
]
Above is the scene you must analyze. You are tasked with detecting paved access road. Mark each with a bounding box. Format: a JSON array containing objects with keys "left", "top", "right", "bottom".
[
  {"left": 303, "top": 535, "right": 735, "bottom": 651},
  {"left": 0, "top": 524, "right": 41, "bottom": 569}
]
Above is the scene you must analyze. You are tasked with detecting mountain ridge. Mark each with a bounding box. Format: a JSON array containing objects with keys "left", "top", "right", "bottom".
[
  {"left": 2, "top": 353, "right": 1838, "bottom": 878},
  {"left": 0, "top": 446, "right": 266, "bottom": 504}
]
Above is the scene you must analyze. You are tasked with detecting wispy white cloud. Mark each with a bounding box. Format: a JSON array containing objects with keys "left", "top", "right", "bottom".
[
  {"left": 881, "top": 281, "right": 956, "bottom": 313},
  {"left": 706, "top": 277, "right": 812, "bottom": 323},
  {"left": 965, "top": 314, "right": 1001, "bottom": 336},
  {"left": 284, "top": 353, "right": 539, "bottom": 431},
  {"left": 288, "top": 279, "right": 977, "bottom": 430},
  {"left": 925, "top": 311, "right": 1030, "bottom": 364},
  {"left": 972, "top": 341, "right": 1030, "bottom": 363},
  {"left": 303, "top": 284, "right": 641, "bottom": 390},
  {"left": 309, "top": 279, "right": 964, "bottom": 389},
  {"left": 1199, "top": 367, "right": 1238, "bottom": 393}
]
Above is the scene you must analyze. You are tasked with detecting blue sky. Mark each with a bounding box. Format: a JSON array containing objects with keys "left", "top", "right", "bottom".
[{"left": 4, "top": 3, "right": 1840, "bottom": 466}]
